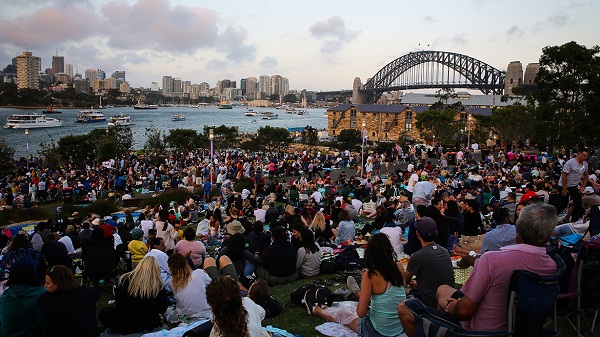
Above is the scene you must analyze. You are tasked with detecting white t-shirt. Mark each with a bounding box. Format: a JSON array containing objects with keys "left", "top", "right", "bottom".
[
  {"left": 59, "top": 236, "right": 76, "bottom": 255},
  {"left": 254, "top": 208, "right": 266, "bottom": 223},
  {"left": 407, "top": 173, "right": 419, "bottom": 193},
  {"left": 170, "top": 269, "right": 212, "bottom": 318}
]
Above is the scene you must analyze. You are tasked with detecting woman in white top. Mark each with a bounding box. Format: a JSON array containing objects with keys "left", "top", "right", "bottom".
[
  {"left": 155, "top": 209, "right": 177, "bottom": 254},
  {"left": 167, "top": 253, "right": 212, "bottom": 319}
]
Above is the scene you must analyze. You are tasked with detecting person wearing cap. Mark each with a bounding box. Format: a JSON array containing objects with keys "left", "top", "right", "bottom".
[
  {"left": 519, "top": 183, "right": 538, "bottom": 203},
  {"left": 128, "top": 228, "right": 147, "bottom": 269},
  {"left": 225, "top": 220, "right": 246, "bottom": 236},
  {"left": 349, "top": 192, "right": 363, "bottom": 213},
  {"left": 398, "top": 216, "right": 454, "bottom": 308}
]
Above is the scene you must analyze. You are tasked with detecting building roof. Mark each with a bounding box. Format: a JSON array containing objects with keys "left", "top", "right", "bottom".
[
  {"left": 327, "top": 103, "right": 491, "bottom": 116},
  {"left": 400, "top": 92, "right": 525, "bottom": 107}
]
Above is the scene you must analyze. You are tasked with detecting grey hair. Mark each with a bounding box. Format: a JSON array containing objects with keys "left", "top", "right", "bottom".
[{"left": 516, "top": 203, "right": 557, "bottom": 246}]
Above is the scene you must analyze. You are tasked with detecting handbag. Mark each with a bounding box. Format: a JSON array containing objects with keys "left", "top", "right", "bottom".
[{"left": 459, "top": 234, "right": 485, "bottom": 254}]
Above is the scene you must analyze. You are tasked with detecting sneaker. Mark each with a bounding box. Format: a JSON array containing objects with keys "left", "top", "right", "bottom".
[
  {"left": 304, "top": 289, "right": 317, "bottom": 315},
  {"left": 347, "top": 276, "right": 360, "bottom": 294}
]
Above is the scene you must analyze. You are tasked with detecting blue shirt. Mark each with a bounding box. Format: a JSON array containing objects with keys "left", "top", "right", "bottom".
[
  {"left": 481, "top": 224, "right": 516, "bottom": 254},
  {"left": 335, "top": 220, "right": 355, "bottom": 243}
]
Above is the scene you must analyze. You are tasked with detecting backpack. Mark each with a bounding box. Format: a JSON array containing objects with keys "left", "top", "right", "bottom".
[
  {"left": 290, "top": 284, "right": 332, "bottom": 306},
  {"left": 254, "top": 295, "right": 283, "bottom": 318},
  {"left": 335, "top": 245, "right": 365, "bottom": 271}
]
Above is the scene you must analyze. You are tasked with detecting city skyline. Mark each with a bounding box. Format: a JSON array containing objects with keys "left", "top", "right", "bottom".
[{"left": 1, "top": 0, "right": 597, "bottom": 91}]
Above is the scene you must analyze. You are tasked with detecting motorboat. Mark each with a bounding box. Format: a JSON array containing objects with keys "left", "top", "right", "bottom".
[
  {"left": 260, "top": 112, "right": 279, "bottom": 120},
  {"left": 108, "top": 114, "right": 134, "bottom": 126},
  {"left": 171, "top": 113, "right": 186, "bottom": 121},
  {"left": 76, "top": 107, "right": 107, "bottom": 123},
  {"left": 251, "top": 119, "right": 258, "bottom": 124},
  {"left": 4, "top": 113, "right": 63, "bottom": 129},
  {"left": 244, "top": 109, "right": 257, "bottom": 117},
  {"left": 218, "top": 104, "right": 233, "bottom": 109},
  {"left": 42, "top": 107, "right": 62, "bottom": 114},
  {"left": 133, "top": 100, "right": 158, "bottom": 109},
  {"left": 297, "top": 110, "right": 308, "bottom": 115}
]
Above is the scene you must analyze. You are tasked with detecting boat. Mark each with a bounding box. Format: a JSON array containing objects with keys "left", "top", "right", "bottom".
[
  {"left": 285, "top": 108, "right": 295, "bottom": 113},
  {"left": 323, "top": 112, "right": 329, "bottom": 117},
  {"left": 4, "top": 113, "right": 63, "bottom": 129},
  {"left": 76, "top": 107, "right": 107, "bottom": 123},
  {"left": 171, "top": 113, "right": 186, "bottom": 121},
  {"left": 108, "top": 114, "right": 134, "bottom": 127},
  {"left": 244, "top": 109, "right": 257, "bottom": 117},
  {"left": 260, "top": 112, "right": 279, "bottom": 120},
  {"left": 297, "top": 110, "right": 308, "bottom": 115},
  {"left": 251, "top": 119, "right": 258, "bottom": 124},
  {"left": 133, "top": 100, "right": 158, "bottom": 109},
  {"left": 218, "top": 104, "right": 233, "bottom": 109},
  {"left": 42, "top": 107, "right": 62, "bottom": 114}
]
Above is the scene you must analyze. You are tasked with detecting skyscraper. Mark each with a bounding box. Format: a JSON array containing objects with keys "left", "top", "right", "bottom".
[
  {"left": 246, "top": 77, "right": 258, "bottom": 100},
  {"left": 259, "top": 75, "right": 270, "bottom": 99},
  {"left": 65, "top": 64, "right": 73, "bottom": 78},
  {"left": 16, "top": 51, "right": 41, "bottom": 90},
  {"left": 162, "top": 76, "right": 173, "bottom": 96},
  {"left": 52, "top": 55, "right": 64, "bottom": 75},
  {"left": 85, "top": 69, "right": 98, "bottom": 83}
]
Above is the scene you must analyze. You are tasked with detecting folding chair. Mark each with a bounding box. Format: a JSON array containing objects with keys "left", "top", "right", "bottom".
[
  {"left": 553, "top": 237, "right": 600, "bottom": 337},
  {"left": 80, "top": 236, "right": 120, "bottom": 289}
]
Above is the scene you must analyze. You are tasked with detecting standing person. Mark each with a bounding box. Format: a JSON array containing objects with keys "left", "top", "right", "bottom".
[
  {"left": 155, "top": 209, "right": 177, "bottom": 255},
  {"left": 559, "top": 147, "right": 589, "bottom": 222},
  {"left": 304, "top": 233, "right": 406, "bottom": 336},
  {"left": 99, "top": 256, "right": 170, "bottom": 335},
  {"left": 38, "top": 265, "right": 99, "bottom": 337}
]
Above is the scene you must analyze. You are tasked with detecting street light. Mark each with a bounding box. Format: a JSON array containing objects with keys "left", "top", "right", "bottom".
[
  {"left": 361, "top": 120, "right": 366, "bottom": 176},
  {"left": 467, "top": 114, "right": 472, "bottom": 150},
  {"left": 25, "top": 129, "right": 29, "bottom": 170},
  {"left": 209, "top": 128, "right": 214, "bottom": 185}
]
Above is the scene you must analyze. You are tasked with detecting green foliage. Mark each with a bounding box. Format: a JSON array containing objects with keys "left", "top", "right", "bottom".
[
  {"left": 431, "top": 87, "right": 462, "bottom": 111},
  {"left": 38, "top": 140, "right": 62, "bottom": 169},
  {"left": 164, "top": 129, "right": 205, "bottom": 152},
  {"left": 533, "top": 41, "right": 600, "bottom": 147},
  {"left": 415, "top": 109, "right": 458, "bottom": 145},
  {"left": 333, "top": 129, "right": 362, "bottom": 151},
  {"left": 85, "top": 199, "right": 120, "bottom": 217},
  {"left": 255, "top": 126, "right": 292, "bottom": 152},
  {"left": 283, "top": 94, "right": 298, "bottom": 103},
  {"left": 58, "top": 134, "right": 96, "bottom": 166},
  {"left": 143, "top": 127, "right": 166, "bottom": 156},
  {"left": 301, "top": 125, "right": 319, "bottom": 148},
  {"left": 0, "top": 138, "right": 15, "bottom": 171},
  {"left": 0, "top": 208, "right": 54, "bottom": 227},
  {"left": 139, "top": 189, "right": 193, "bottom": 208},
  {"left": 485, "top": 106, "right": 533, "bottom": 145},
  {"left": 269, "top": 94, "right": 280, "bottom": 102},
  {"left": 202, "top": 125, "right": 238, "bottom": 149}
]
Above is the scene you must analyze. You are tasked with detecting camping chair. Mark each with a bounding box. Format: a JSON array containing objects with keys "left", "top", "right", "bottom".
[
  {"left": 80, "top": 236, "right": 120, "bottom": 289},
  {"left": 405, "top": 254, "right": 565, "bottom": 337},
  {"left": 552, "top": 237, "right": 600, "bottom": 337}
]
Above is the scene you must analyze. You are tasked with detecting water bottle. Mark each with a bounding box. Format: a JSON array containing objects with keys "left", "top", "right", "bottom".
[{"left": 404, "top": 227, "right": 409, "bottom": 239}]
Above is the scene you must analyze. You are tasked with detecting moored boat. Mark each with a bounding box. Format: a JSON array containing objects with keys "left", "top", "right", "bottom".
[
  {"left": 260, "top": 112, "right": 279, "bottom": 120},
  {"left": 218, "top": 104, "right": 233, "bottom": 109},
  {"left": 4, "top": 113, "right": 63, "bottom": 129},
  {"left": 42, "top": 107, "right": 62, "bottom": 114},
  {"left": 244, "top": 109, "right": 257, "bottom": 117},
  {"left": 171, "top": 113, "right": 186, "bottom": 121},
  {"left": 108, "top": 114, "right": 134, "bottom": 127},
  {"left": 76, "top": 107, "right": 107, "bottom": 123}
]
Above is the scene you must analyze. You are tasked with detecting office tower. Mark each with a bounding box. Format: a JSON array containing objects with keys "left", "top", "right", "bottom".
[
  {"left": 173, "top": 78, "right": 183, "bottom": 96},
  {"left": 85, "top": 69, "right": 98, "bottom": 83},
  {"left": 16, "top": 51, "right": 41, "bottom": 90},
  {"left": 281, "top": 77, "right": 289, "bottom": 97},
  {"left": 65, "top": 64, "right": 73, "bottom": 78},
  {"left": 162, "top": 76, "right": 173, "bottom": 96},
  {"left": 240, "top": 78, "right": 247, "bottom": 95},
  {"left": 112, "top": 70, "right": 125, "bottom": 81},
  {"left": 52, "top": 55, "right": 64, "bottom": 75},
  {"left": 199, "top": 82, "right": 210, "bottom": 96},
  {"left": 259, "top": 75, "right": 270, "bottom": 98},
  {"left": 183, "top": 80, "right": 191, "bottom": 94},
  {"left": 120, "top": 81, "right": 130, "bottom": 93},
  {"left": 151, "top": 82, "right": 159, "bottom": 91},
  {"left": 246, "top": 77, "right": 258, "bottom": 100},
  {"left": 104, "top": 77, "right": 117, "bottom": 89}
]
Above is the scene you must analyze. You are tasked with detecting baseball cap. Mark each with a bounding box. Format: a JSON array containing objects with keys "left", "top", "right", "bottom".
[{"left": 415, "top": 216, "right": 437, "bottom": 237}]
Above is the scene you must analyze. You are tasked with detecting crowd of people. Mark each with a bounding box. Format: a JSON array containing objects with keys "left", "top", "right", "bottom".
[{"left": 0, "top": 141, "right": 599, "bottom": 336}]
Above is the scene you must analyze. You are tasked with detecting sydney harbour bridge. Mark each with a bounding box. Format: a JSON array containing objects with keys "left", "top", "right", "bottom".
[{"left": 316, "top": 50, "right": 509, "bottom": 104}]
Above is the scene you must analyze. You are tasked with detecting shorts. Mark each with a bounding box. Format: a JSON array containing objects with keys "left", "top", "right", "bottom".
[
  {"left": 358, "top": 315, "right": 405, "bottom": 337},
  {"left": 204, "top": 264, "right": 238, "bottom": 281}
]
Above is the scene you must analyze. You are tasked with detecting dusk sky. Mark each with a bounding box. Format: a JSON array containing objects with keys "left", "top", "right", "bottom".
[{"left": 1, "top": 0, "right": 597, "bottom": 91}]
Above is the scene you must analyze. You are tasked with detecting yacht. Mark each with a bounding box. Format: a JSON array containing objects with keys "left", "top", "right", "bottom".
[
  {"left": 133, "top": 100, "right": 158, "bottom": 109},
  {"left": 4, "top": 113, "right": 63, "bottom": 129},
  {"left": 108, "top": 114, "right": 134, "bottom": 127},
  {"left": 76, "top": 107, "right": 107, "bottom": 123},
  {"left": 260, "top": 112, "right": 279, "bottom": 120},
  {"left": 244, "top": 109, "right": 257, "bottom": 117},
  {"left": 171, "top": 113, "right": 186, "bottom": 121}
]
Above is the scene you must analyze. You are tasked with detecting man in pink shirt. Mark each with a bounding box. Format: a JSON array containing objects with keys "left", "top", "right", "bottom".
[
  {"left": 174, "top": 227, "right": 206, "bottom": 268},
  {"left": 398, "top": 203, "right": 560, "bottom": 336}
]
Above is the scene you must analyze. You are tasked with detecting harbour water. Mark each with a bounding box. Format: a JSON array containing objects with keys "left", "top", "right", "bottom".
[{"left": 0, "top": 106, "right": 328, "bottom": 158}]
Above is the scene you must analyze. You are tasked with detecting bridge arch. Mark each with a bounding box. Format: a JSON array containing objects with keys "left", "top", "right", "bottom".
[{"left": 361, "top": 51, "right": 505, "bottom": 103}]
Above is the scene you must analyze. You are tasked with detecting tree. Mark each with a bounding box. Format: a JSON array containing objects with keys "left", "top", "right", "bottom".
[
  {"left": 202, "top": 125, "right": 237, "bottom": 149},
  {"left": 415, "top": 109, "right": 458, "bottom": 145},
  {"left": 301, "top": 125, "right": 319, "bottom": 149},
  {"left": 431, "top": 87, "right": 462, "bottom": 111},
  {"left": 255, "top": 126, "right": 292, "bottom": 152},
  {"left": 144, "top": 127, "right": 166, "bottom": 156},
  {"left": 486, "top": 105, "right": 533, "bottom": 146},
  {"left": 269, "top": 94, "right": 280, "bottom": 102},
  {"left": 38, "top": 139, "right": 62, "bottom": 169},
  {"left": 283, "top": 94, "right": 298, "bottom": 103},
  {"left": 0, "top": 138, "right": 15, "bottom": 171},
  {"left": 165, "top": 129, "right": 203, "bottom": 152},
  {"left": 333, "top": 129, "right": 362, "bottom": 151},
  {"left": 532, "top": 41, "right": 600, "bottom": 148},
  {"left": 58, "top": 134, "right": 96, "bottom": 166}
]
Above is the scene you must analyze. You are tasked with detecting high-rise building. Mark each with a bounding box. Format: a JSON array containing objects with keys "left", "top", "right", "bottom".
[
  {"left": 183, "top": 80, "right": 191, "bottom": 94},
  {"left": 259, "top": 75, "right": 270, "bottom": 99},
  {"left": 173, "top": 78, "right": 183, "bottom": 96},
  {"left": 112, "top": 70, "right": 125, "bottom": 81},
  {"left": 162, "top": 76, "right": 173, "bottom": 96},
  {"left": 199, "top": 82, "right": 211, "bottom": 96},
  {"left": 240, "top": 78, "right": 247, "bottom": 95},
  {"left": 97, "top": 69, "right": 105, "bottom": 81},
  {"left": 85, "top": 69, "right": 98, "bottom": 83},
  {"left": 65, "top": 64, "right": 73, "bottom": 79},
  {"left": 190, "top": 84, "right": 201, "bottom": 99},
  {"left": 151, "top": 82, "right": 159, "bottom": 91},
  {"left": 52, "top": 55, "right": 64, "bottom": 75},
  {"left": 104, "top": 77, "right": 117, "bottom": 90},
  {"left": 16, "top": 51, "right": 41, "bottom": 90},
  {"left": 55, "top": 73, "right": 69, "bottom": 84},
  {"left": 246, "top": 77, "right": 258, "bottom": 100},
  {"left": 120, "top": 81, "right": 130, "bottom": 93}
]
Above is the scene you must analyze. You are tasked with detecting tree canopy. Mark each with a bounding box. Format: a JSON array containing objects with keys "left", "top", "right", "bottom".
[
  {"left": 301, "top": 125, "right": 319, "bottom": 148},
  {"left": 333, "top": 129, "right": 361, "bottom": 151},
  {"left": 415, "top": 109, "right": 458, "bottom": 145},
  {"left": 253, "top": 126, "right": 292, "bottom": 152}
]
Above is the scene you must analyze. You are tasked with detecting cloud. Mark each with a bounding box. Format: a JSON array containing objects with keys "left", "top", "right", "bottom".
[
  {"left": 216, "top": 26, "right": 257, "bottom": 62},
  {"left": 432, "top": 34, "right": 469, "bottom": 51},
  {"left": 309, "top": 16, "right": 357, "bottom": 54},
  {"left": 259, "top": 56, "right": 278, "bottom": 69},
  {"left": 548, "top": 14, "right": 569, "bottom": 27},
  {"left": 506, "top": 25, "right": 526, "bottom": 41},
  {"left": 423, "top": 15, "right": 435, "bottom": 24}
]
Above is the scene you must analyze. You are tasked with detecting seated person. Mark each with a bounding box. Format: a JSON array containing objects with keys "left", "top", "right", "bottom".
[
  {"left": 333, "top": 209, "right": 355, "bottom": 244},
  {"left": 256, "top": 227, "right": 298, "bottom": 285},
  {"left": 398, "top": 203, "right": 562, "bottom": 336},
  {"left": 399, "top": 216, "right": 454, "bottom": 308}
]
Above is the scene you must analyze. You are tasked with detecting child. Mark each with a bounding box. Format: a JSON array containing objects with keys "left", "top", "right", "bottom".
[{"left": 128, "top": 228, "right": 147, "bottom": 269}]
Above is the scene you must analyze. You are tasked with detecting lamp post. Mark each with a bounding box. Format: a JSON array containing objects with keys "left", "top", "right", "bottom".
[
  {"left": 361, "top": 120, "right": 366, "bottom": 176},
  {"left": 209, "top": 128, "right": 214, "bottom": 185},
  {"left": 25, "top": 129, "right": 29, "bottom": 170},
  {"left": 467, "top": 114, "right": 472, "bottom": 150}
]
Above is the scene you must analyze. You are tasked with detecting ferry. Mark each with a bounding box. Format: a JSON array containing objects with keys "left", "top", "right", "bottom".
[
  {"left": 4, "top": 113, "right": 63, "bottom": 129},
  {"left": 260, "top": 112, "right": 279, "bottom": 120},
  {"left": 108, "top": 114, "right": 134, "bottom": 127},
  {"left": 133, "top": 100, "right": 158, "bottom": 109},
  {"left": 218, "top": 104, "right": 233, "bottom": 109},
  {"left": 171, "top": 113, "right": 186, "bottom": 121},
  {"left": 244, "top": 109, "right": 257, "bottom": 117},
  {"left": 76, "top": 107, "right": 107, "bottom": 123}
]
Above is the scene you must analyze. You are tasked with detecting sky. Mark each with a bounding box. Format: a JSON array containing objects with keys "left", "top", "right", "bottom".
[{"left": 0, "top": 0, "right": 597, "bottom": 91}]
